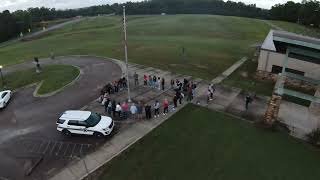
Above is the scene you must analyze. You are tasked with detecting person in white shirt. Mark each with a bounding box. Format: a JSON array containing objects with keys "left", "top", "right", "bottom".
[
  {"left": 130, "top": 103, "right": 138, "bottom": 119},
  {"left": 154, "top": 100, "right": 160, "bottom": 118},
  {"left": 115, "top": 103, "right": 122, "bottom": 119}
]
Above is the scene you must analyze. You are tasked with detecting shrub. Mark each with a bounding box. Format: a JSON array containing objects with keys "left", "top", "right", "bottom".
[{"left": 306, "top": 128, "right": 320, "bottom": 146}]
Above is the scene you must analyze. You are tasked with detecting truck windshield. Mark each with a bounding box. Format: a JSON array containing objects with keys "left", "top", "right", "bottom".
[{"left": 85, "top": 112, "right": 101, "bottom": 127}]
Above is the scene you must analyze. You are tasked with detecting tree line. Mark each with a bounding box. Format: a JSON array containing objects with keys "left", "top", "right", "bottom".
[
  {"left": 0, "top": 0, "right": 319, "bottom": 43},
  {"left": 270, "top": 0, "right": 320, "bottom": 27}
]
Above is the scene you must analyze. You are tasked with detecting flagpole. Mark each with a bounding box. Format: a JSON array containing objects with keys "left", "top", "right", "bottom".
[{"left": 123, "top": 6, "right": 131, "bottom": 102}]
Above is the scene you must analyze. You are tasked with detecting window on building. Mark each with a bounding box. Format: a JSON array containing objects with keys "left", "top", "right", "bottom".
[{"left": 271, "top": 65, "right": 305, "bottom": 76}]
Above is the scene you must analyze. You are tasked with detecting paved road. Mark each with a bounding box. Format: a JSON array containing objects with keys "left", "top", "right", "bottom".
[
  {"left": 0, "top": 18, "right": 84, "bottom": 48},
  {"left": 0, "top": 56, "right": 122, "bottom": 180}
]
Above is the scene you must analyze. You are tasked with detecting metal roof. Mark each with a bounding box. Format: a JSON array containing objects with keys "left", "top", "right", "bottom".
[
  {"left": 261, "top": 30, "right": 320, "bottom": 51},
  {"left": 60, "top": 110, "right": 91, "bottom": 121}
]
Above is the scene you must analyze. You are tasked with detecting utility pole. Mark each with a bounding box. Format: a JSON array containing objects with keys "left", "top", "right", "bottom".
[
  {"left": 123, "top": 6, "right": 131, "bottom": 102},
  {"left": 0, "top": 65, "right": 5, "bottom": 88}
]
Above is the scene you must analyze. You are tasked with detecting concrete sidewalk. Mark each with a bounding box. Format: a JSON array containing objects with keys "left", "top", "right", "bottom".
[{"left": 211, "top": 57, "right": 247, "bottom": 84}]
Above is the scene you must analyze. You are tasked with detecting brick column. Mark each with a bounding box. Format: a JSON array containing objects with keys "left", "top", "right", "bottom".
[{"left": 264, "top": 94, "right": 282, "bottom": 125}]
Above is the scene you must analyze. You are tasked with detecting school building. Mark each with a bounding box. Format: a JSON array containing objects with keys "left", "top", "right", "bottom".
[{"left": 257, "top": 30, "right": 320, "bottom": 80}]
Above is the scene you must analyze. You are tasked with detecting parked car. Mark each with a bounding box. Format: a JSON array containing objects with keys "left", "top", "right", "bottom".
[
  {"left": 0, "top": 90, "right": 12, "bottom": 108},
  {"left": 57, "top": 110, "right": 114, "bottom": 137}
]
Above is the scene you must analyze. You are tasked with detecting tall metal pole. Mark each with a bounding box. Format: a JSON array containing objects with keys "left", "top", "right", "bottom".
[
  {"left": 123, "top": 6, "right": 131, "bottom": 102},
  {"left": 0, "top": 66, "right": 5, "bottom": 88}
]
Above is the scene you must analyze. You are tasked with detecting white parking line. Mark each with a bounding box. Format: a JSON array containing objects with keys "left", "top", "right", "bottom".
[
  {"left": 56, "top": 142, "right": 63, "bottom": 156},
  {"left": 42, "top": 141, "right": 51, "bottom": 154},
  {"left": 79, "top": 144, "right": 83, "bottom": 156},
  {"left": 38, "top": 141, "right": 47, "bottom": 153},
  {"left": 69, "top": 144, "right": 77, "bottom": 158},
  {"left": 49, "top": 142, "right": 57, "bottom": 155},
  {"left": 29, "top": 140, "right": 41, "bottom": 153},
  {"left": 63, "top": 144, "right": 70, "bottom": 156}
]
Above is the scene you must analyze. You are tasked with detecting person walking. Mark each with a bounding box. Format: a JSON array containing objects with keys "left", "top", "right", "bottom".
[
  {"left": 130, "top": 103, "right": 138, "bottom": 119},
  {"left": 173, "top": 95, "right": 178, "bottom": 109},
  {"left": 206, "top": 88, "right": 211, "bottom": 104},
  {"left": 191, "top": 82, "right": 197, "bottom": 98},
  {"left": 144, "top": 74, "right": 148, "bottom": 86},
  {"left": 111, "top": 100, "right": 116, "bottom": 117},
  {"left": 187, "top": 86, "right": 193, "bottom": 101},
  {"left": 163, "top": 98, "right": 169, "bottom": 115},
  {"left": 104, "top": 98, "right": 110, "bottom": 113},
  {"left": 107, "top": 101, "right": 112, "bottom": 115},
  {"left": 121, "top": 101, "right": 129, "bottom": 119},
  {"left": 115, "top": 103, "right": 122, "bottom": 119},
  {"left": 137, "top": 101, "right": 143, "bottom": 119},
  {"left": 113, "top": 81, "right": 119, "bottom": 93},
  {"left": 157, "top": 77, "right": 161, "bottom": 90},
  {"left": 153, "top": 75, "right": 157, "bottom": 88},
  {"left": 145, "top": 103, "right": 152, "bottom": 119},
  {"left": 178, "top": 81, "right": 182, "bottom": 91},
  {"left": 245, "top": 95, "right": 253, "bottom": 110},
  {"left": 149, "top": 75, "right": 153, "bottom": 87},
  {"left": 161, "top": 78, "right": 165, "bottom": 91},
  {"left": 170, "top": 79, "right": 175, "bottom": 89},
  {"left": 177, "top": 91, "right": 183, "bottom": 105},
  {"left": 101, "top": 93, "right": 108, "bottom": 106},
  {"left": 154, "top": 100, "right": 160, "bottom": 118},
  {"left": 209, "top": 84, "right": 215, "bottom": 100},
  {"left": 134, "top": 72, "right": 139, "bottom": 86},
  {"left": 122, "top": 77, "right": 127, "bottom": 89}
]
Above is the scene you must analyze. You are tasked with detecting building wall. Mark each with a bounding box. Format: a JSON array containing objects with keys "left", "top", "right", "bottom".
[{"left": 258, "top": 50, "right": 320, "bottom": 79}]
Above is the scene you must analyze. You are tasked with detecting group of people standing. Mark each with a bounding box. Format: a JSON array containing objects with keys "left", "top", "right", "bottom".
[
  {"left": 101, "top": 98, "right": 144, "bottom": 120},
  {"left": 139, "top": 73, "right": 166, "bottom": 91},
  {"left": 172, "top": 78, "right": 197, "bottom": 109},
  {"left": 100, "top": 77, "right": 127, "bottom": 99},
  {"left": 99, "top": 73, "right": 197, "bottom": 121},
  {"left": 101, "top": 72, "right": 255, "bottom": 121},
  {"left": 144, "top": 98, "right": 170, "bottom": 119},
  {"left": 100, "top": 97, "right": 172, "bottom": 121}
]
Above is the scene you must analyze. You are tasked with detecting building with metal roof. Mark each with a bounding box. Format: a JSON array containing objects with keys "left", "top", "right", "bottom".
[{"left": 258, "top": 30, "right": 320, "bottom": 80}]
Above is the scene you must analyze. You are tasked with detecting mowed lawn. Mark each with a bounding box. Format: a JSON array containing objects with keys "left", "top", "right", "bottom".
[
  {"left": 0, "top": 65, "right": 80, "bottom": 95},
  {"left": 100, "top": 104, "right": 320, "bottom": 180},
  {"left": 269, "top": 20, "right": 320, "bottom": 38},
  {"left": 0, "top": 15, "right": 271, "bottom": 79}
]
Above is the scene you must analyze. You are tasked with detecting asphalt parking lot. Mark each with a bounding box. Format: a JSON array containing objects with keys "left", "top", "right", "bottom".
[{"left": 0, "top": 56, "right": 122, "bottom": 180}]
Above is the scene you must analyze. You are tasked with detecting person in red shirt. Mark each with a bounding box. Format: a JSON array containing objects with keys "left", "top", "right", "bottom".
[
  {"left": 121, "top": 101, "right": 129, "bottom": 119},
  {"left": 144, "top": 74, "right": 148, "bottom": 86},
  {"left": 163, "top": 98, "right": 169, "bottom": 115}
]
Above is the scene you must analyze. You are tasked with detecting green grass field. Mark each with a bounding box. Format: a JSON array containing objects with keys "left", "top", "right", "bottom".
[
  {"left": 99, "top": 104, "right": 320, "bottom": 180},
  {"left": 0, "top": 15, "right": 271, "bottom": 79},
  {"left": 1, "top": 15, "right": 319, "bottom": 96},
  {"left": 0, "top": 65, "right": 79, "bottom": 95},
  {"left": 270, "top": 20, "right": 320, "bottom": 38}
]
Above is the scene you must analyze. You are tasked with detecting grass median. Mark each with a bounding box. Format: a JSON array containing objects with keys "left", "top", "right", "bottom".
[
  {"left": 99, "top": 104, "right": 320, "bottom": 180},
  {"left": 0, "top": 64, "right": 80, "bottom": 95}
]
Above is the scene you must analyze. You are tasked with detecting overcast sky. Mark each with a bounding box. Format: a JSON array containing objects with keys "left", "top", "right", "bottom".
[{"left": 0, "top": 0, "right": 302, "bottom": 12}]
